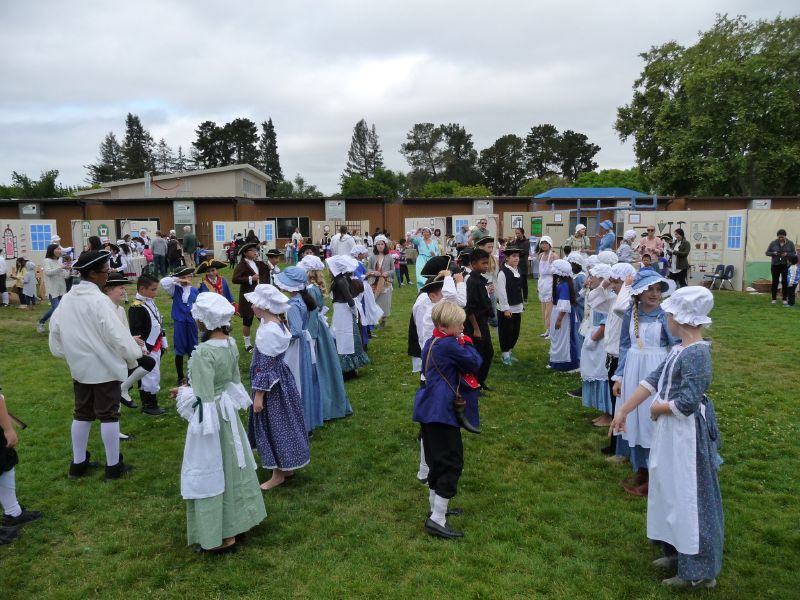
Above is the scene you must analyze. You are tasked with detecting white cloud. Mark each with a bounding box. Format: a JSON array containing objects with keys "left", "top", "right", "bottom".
[{"left": 0, "top": 0, "right": 795, "bottom": 193}]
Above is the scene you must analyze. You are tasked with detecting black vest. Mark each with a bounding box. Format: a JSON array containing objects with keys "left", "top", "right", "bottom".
[{"left": 501, "top": 265, "right": 524, "bottom": 306}]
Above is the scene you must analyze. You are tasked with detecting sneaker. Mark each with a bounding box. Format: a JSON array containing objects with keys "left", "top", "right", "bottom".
[
  {"left": 661, "top": 576, "right": 716, "bottom": 589},
  {"left": 36, "top": 322, "right": 45, "bottom": 333},
  {"left": 539, "top": 332, "right": 548, "bottom": 337},
  {"left": 652, "top": 556, "right": 678, "bottom": 570},
  {"left": 566, "top": 388, "right": 583, "bottom": 398},
  {"left": 2, "top": 506, "right": 42, "bottom": 527},
  {"left": 771, "top": 299, "right": 777, "bottom": 304},
  {"left": 502, "top": 356, "right": 513, "bottom": 366}
]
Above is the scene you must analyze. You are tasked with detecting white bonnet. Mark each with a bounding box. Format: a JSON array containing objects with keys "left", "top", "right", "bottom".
[
  {"left": 552, "top": 259, "right": 572, "bottom": 277},
  {"left": 539, "top": 235, "right": 553, "bottom": 247},
  {"left": 623, "top": 229, "right": 638, "bottom": 241},
  {"left": 590, "top": 264, "right": 612, "bottom": 279},
  {"left": 574, "top": 223, "right": 586, "bottom": 234},
  {"left": 597, "top": 250, "right": 619, "bottom": 266},
  {"left": 243, "top": 284, "right": 289, "bottom": 314},
  {"left": 326, "top": 255, "right": 360, "bottom": 277},
  {"left": 298, "top": 255, "right": 325, "bottom": 272},
  {"left": 586, "top": 255, "right": 599, "bottom": 268},
  {"left": 661, "top": 286, "right": 713, "bottom": 327},
  {"left": 191, "top": 292, "right": 235, "bottom": 330},
  {"left": 610, "top": 263, "right": 636, "bottom": 280},
  {"left": 374, "top": 234, "right": 389, "bottom": 246},
  {"left": 350, "top": 244, "right": 367, "bottom": 257},
  {"left": 566, "top": 253, "right": 586, "bottom": 268}
]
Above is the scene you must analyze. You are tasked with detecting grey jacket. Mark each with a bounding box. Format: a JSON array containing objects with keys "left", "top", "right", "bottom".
[
  {"left": 765, "top": 239, "right": 796, "bottom": 266},
  {"left": 150, "top": 236, "right": 168, "bottom": 256}
]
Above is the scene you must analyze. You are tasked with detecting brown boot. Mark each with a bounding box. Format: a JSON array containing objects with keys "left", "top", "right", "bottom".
[{"left": 621, "top": 468, "right": 647, "bottom": 488}]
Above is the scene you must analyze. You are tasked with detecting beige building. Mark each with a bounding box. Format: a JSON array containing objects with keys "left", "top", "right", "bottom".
[{"left": 74, "top": 164, "right": 271, "bottom": 200}]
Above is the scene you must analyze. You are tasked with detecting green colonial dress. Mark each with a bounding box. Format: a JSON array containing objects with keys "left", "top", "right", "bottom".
[{"left": 178, "top": 337, "right": 267, "bottom": 549}]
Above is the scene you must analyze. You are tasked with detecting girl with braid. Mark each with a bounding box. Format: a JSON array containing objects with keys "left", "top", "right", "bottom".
[{"left": 611, "top": 269, "right": 680, "bottom": 496}]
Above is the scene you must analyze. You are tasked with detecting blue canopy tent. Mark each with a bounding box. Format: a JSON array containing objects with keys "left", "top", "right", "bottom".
[{"left": 533, "top": 187, "right": 657, "bottom": 230}]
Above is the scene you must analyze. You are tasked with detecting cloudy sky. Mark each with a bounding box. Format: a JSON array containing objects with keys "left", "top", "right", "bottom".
[{"left": 0, "top": 1, "right": 795, "bottom": 194}]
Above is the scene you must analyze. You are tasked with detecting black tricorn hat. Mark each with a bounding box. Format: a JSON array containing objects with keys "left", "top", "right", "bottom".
[
  {"left": 238, "top": 242, "right": 260, "bottom": 255},
  {"left": 105, "top": 272, "right": 132, "bottom": 286},
  {"left": 420, "top": 275, "right": 445, "bottom": 294},
  {"left": 195, "top": 259, "right": 227, "bottom": 274},
  {"left": 503, "top": 247, "right": 523, "bottom": 257},
  {"left": 420, "top": 255, "right": 452, "bottom": 277},
  {"left": 173, "top": 266, "right": 195, "bottom": 277},
  {"left": 266, "top": 248, "right": 283, "bottom": 257},
  {"left": 475, "top": 236, "right": 495, "bottom": 247},
  {"left": 73, "top": 250, "right": 110, "bottom": 271},
  {"left": 300, "top": 244, "right": 319, "bottom": 255}
]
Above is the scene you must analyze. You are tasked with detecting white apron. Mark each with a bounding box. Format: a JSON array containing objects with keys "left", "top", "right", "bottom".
[
  {"left": 580, "top": 318, "right": 608, "bottom": 381},
  {"left": 548, "top": 299, "right": 572, "bottom": 364},
  {"left": 360, "top": 283, "right": 384, "bottom": 326},
  {"left": 647, "top": 346, "right": 700, "bottom": 554},
  {"left": 332, "top": 302, "right": 355, "bottom": 355},
  {"left": 619, "top": 318, "right": 669, "bottom": 448}
]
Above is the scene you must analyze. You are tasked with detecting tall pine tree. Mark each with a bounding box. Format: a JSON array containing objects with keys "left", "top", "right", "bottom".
[
  {"left": 154, "top": 138, "right": 175, "bottom": 174},
  {"left": 344, "top": 118, "right": 383, "bottom": 179},
  {"left": 224, "top": 118, "right": 259, "bottom": 165},
  {"left": 85, "top": 132, "right": 123, "bottom": 183},
  {"left": 258, "top": 118, "right": 283, "bottom": 190},
  {"left": 120, "top": 113, "right": 155, "bottom": 178},
  {"left": 174, "top": 146, "right": 190, "bottom": 172}
]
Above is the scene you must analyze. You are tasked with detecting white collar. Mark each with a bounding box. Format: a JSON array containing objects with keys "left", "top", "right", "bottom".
[{"left": 205, "top": 337, "right": 233, "bottom": 348}]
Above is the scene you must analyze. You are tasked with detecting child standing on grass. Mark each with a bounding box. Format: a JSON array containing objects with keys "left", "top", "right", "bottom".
[
  {"left": 578, "top": 264, "right": 613, "bottom": 426},
  {"left": 611, "top": 268, "right": 679, "bottom": 496},
  {"left": 786, "top": 255, "right": 798, "bottom": 307},
  {"left": 464, "top": 249, "right": 494, "bottom": 390},
  {"left": 0, "top": 382, "right": 42, "bottom": 546},
  {"left": 496, "top": 247, "right": 524, "bottom": 365},
  {"left": 537, "top": 236, "right": 556, "bottom": 337},
  {"left": 244, "top": 284, "right": 310, "bottom": 490},
  {"left": 174, "top": 293, "right": 266, "bottom": 554},
  {"left": 127, "top": 274, "right": 167, "bottom": 415},
  {"left": 161, "top": 267, "right": 199, "bottom": 385},
  {"left": 548, "top": 259, "right": 579, "bottom": 371},
  {"left": 612, "top": 286, "right": 722, "bottom": 590},
  {"left": 413, "top": 301, "right": 482, "bottom": 540}
]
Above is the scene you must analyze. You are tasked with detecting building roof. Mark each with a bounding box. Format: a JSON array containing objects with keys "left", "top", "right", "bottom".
[
  {"left": 74, "top": 163, "right": 271, "bottom": 197},
  {"left": 534, "top": 187, "right": 651, "bottom": 199}
]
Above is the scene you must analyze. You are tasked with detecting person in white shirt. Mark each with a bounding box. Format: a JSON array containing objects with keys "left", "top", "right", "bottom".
[
  {"left": 330, "top": 226, "right": 356, "bottom": 257},
  {"left": 496, "top": 247, "right": 525, "bottom": 365},
  {"left": 49, "top": 250, "right": 143, "bottom": 480}
]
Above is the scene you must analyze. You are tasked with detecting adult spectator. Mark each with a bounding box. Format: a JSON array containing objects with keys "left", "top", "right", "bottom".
[
  {"left": 138, "top": 228, "right": 151, "bottom": 248},
  {"left": 666, "top": 228, "right": 691, "bottom": 288},
  {"left": 455, "top": 224, "right": 470, "bottom": 252},
  {"left": 564, "top": 224, "right": 592, "bottom": 255},
  {"left": 167, "top": 233, "right": 182, "bottom": 270},
  {"left": 766, "top": 228, "right": 797, "bottom": 305},
  {"left": 505, "top": 227, "right": 531, "bottom": 302},
  {"left": 181, "top": 226, "right": 197, "bottom": 268},
  {"left": 639, "top": 225, "right": 664, "bottom": 258},
  {"left": 150, "top": 231, "right": 168, "bottom": 277},
  {"left": 597, "top": 220, "right": 616, "bottom": 252},
  {"left": 36, "top": 243, "right": 71, "bottom": 333},
  {"left": 470, "top": 217, "right": 490, "bottom": 245},
  {"left": 291, "top": 227, "right": 304, "bottom": 249},
  {"left": 330, "top": 226, "right": 356, "bottom": 256},
  {"left": 617, "top": 230, "right": 638, "bottom": 263},
  {"left": 49, "top": 250, "right": 142, "bottom": 480}
]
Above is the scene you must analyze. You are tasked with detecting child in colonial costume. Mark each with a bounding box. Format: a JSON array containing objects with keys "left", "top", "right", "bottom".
[
  {"left": 161, "top": 267, "right": 199, "bottom": 385},
  {"left": 275, "top": 267, "right": 324, "bottom": 432},
  {"left": 197, "top": 259, "right": 235, "bottom": 306},
  {"left": 126, "top": 274, "right": 167, "bottom": 415},
  {"left": 413, "top": 302, "right": 482, "bottom": 539},
  {"left": 368, "top": 235, "right": 394, "bottom": 325},
  {"left": 612, "top": 286, "right": 722, "bottom": 589},
  {"left": 537, "top": 236, "right": 556, "bottom": 337},
  {"left": 49, "top": 250, "right": 141, "bottom": 480},
  {"left": 233, "top": 242, "right": 271, "bottom": 352},
  {"left": 299, "top": 255, "right": 352, "bottom": 420},
  {"left": 351, "top": 245, "right": 383, "bottom": 348},
  {"left": 496, "top": 247, "right": 524, "bottom": 365},
  {"left": 244, "top": 285, "right": 311, "bottom": 490},
  {"left": 464, "top": 249, "right": 494, "bottom": 390},
  {"left": 578, "top": 264, "right": 614, "bottom": 426},
  {"left": 475, "top": 236, "right": 499, "bottom": 328},
  {"left": 0, "top": 382, "right": 42, "bottom": 544},
  {"left": 548, "top": 259, "right": 579, "bottom": 371},
  {"left": 265, "top": 248, "right": 283, "bottom": 281},
  {"left": 327, "top": 255, "right": 370, "bottom": 379},
  {"left": 174, "top": 293, "right": 267, "bottom": 554},
  {"left": 611, "top": 268, "right": 679, "bottom": 495}
]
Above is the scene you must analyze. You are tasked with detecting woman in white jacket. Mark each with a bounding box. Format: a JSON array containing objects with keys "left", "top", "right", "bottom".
[{"left": 37, "top": 243, "right": 71, "bottom": 333}]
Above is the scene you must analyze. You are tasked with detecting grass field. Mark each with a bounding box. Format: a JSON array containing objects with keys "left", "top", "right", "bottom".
[{"left": 1, "top": 269, "right": 798, "bottom": 599}]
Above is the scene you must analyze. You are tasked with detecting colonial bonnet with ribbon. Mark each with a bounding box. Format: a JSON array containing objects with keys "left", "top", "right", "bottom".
[
  {"left": 661, "top": 286, "right": 713, "bottom": 326},
  {"left": 191, "top": 291, "right": 235, "bottom": 330}
]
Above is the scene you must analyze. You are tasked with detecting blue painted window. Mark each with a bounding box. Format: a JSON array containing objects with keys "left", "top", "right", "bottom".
[
  {"left": 214, "top": 224, "right": 225, "bottom": 242},
  {"left": 727, "top": 216, "right": 742, "bottom": 249},
  {"left": 454, "top": 218, "right": 469, "bottom": 233},
  {"left": 264, "top": 222, "right": 274, "bottom": 241},
  {"left": 30, "top": 224, "right": 52, "bottom": 251}
]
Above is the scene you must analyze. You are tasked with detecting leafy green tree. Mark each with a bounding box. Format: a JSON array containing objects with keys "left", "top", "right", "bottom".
[
  {"left": 274, "top": 174, "right": 325, "bottom": 198},
  {"left": 573, "top": 168, "right": 651, "bottom": 192},
  {"left": 517, "top": 174, "right": 569, "bottom": 197},
  {"left": 0, "top": 170, "right": 72, "bottom": 198},
  {"left": 258, "top": 118, "right": 283, "bottom": 190},
  {"left": 615, "top": 14, "right": 800, "bottom": 196},
  {"left": 524, "top": 124, "right": 561, "bottom": 179},
  {"left": 558, "top": 130, "right": 600, "bottom": 181},
  {"left": 418, "top": 180, "right": 459, "bottom": 197},
  {"left": 120, "top": 113, "right": 155, "bottom": 178},
  {"left": 400, "top": 123, "right": 444, "bottom": 182},
  {"left": 85, "top": 132, "right": 123, "bottom": 184},
  {"left": 191, "top": 120, "right": 233, "bottom": 169},
  {"left": 153, "top": 138, "right": 175, "bottom": 174},
  {"left": 440, "top": 123, "right": 481, "bottom": 184},
  {"left": 340, "top": 168, "right": 407, "bottom": 201},
  {"left": 224, "top": 118, "right": 259, "bottom": 166},
  {"left": 344, "top": 119, "right": 383, "bottom": 179},
  {"left": 478, "top": 134, "right": 527, "bottom": 195},
  {"left": 455, "top": 183, "right": 492, "bottom": 197},
  {"left": 173, "top": 146, "right": 190, "bottom": 172}
]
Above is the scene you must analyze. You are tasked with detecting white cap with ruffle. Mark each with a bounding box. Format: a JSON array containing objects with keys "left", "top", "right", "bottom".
[
  {"left": 661, "top": 286, "right": 713, "bottom": 326},
  {"left": 191, "top": 291, "right": 235, "bottom": 330},
  {"left": 244, "top": 284, "right": 290, "bottom": 314}
]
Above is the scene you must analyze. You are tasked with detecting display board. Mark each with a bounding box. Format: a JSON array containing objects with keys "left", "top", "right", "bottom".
[
  {"left": 501, "top": 211, "right": 573, "bottom": 247},
  {"left": 119, "top": 219, "right": 160, "bottom": 240},
  {"left": 211, "top": 220, "right": 277, "bottom": 261},
  {"left": 70, "top": 220, "right": 113, "bottom": 250},
  {"left": 2, "top": 219, "right": 59, "bottom": 266},
  {"left": 620, "top": 209, "right": 748, "bottom": 290},
  {"left": 451, "top": 214, "right": 499, "bottom": 240},
  {"left": 744, "top": 210, "right": 800, "bottom": 285},
  {"left": 404, "top": 217, "right": 448, "bottom": 240},
  {"left": 310, "top": 220, "right": 371, "bottom": 245}
]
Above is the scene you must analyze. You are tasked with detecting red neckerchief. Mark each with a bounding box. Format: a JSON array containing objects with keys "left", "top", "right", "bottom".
[
  {"left": 205, "top": 274, "right": 223, "bottom": 295},
  {"left": 430, "top": 330, "right": 479, "bottom": 388}
]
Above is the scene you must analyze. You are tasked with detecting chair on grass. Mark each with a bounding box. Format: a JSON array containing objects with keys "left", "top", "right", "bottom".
[
  {"left": 716, "top": 265, "right": 735, "bottom": 290},
  {"left": 703, "top": 264, "right": 724, "bottom": 288}
]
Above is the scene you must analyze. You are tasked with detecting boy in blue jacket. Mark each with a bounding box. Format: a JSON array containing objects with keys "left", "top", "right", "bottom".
[
  {"left": 160, "top": 267, "right": 199, "bottom": 384},
  {"left": 412, "top": 301, "right": 482, "bottom": 540}
]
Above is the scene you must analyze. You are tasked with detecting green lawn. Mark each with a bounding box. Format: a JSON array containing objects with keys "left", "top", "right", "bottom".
[{"left": 1, "top": 270, "right": 798, "bottom": 599}]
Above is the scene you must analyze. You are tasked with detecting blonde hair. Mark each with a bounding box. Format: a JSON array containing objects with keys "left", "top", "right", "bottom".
[
  {"left": 431, "top": 301, "right": 466, "bottom": 329},
  {"left": 307, "top": 270, "right": 327, "bottom": 295}
]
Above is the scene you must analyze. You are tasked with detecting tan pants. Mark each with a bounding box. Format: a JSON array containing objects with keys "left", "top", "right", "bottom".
[{"left": 182, "top": 251, "right": 195, "bottom": 267}]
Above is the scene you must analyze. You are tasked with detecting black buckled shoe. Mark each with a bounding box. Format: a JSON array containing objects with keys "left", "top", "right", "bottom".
[
  {"left": 2, "top": 506, "right": 42, "bottom": 527},
  {"left": 104, "top": 454, "right": 135, "bottom": 481},
  {"left": 68, "top": 451, "right": 100, "bottom": 479},
  {"left": 424, "top": 518, "right": 464, "bottom": 539},
  {"left": 142, "top": 405, "right": 166, "bottom": 416},
  {"left": 0, "top": 526, "right": 21, "bottom": 546}
]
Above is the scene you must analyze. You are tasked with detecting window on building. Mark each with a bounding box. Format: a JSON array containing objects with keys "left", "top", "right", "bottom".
[
  {"left": 277, "top": 217, "right": 310, "bottom": 238},
  {"left": 264, "top": 222, "right": 275, "bottom": 241},
  {"left": 30, "top": 223, "right": 52, "bottom": 251},
  {"left": 243, "top": 178, "right": 263, "bottom": 197},
  {"left": 727, "top": 215, "right": 742, "bottom": 249},
  {"left": 214, "top": 224, "right": 226, "bottom": 242}
]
